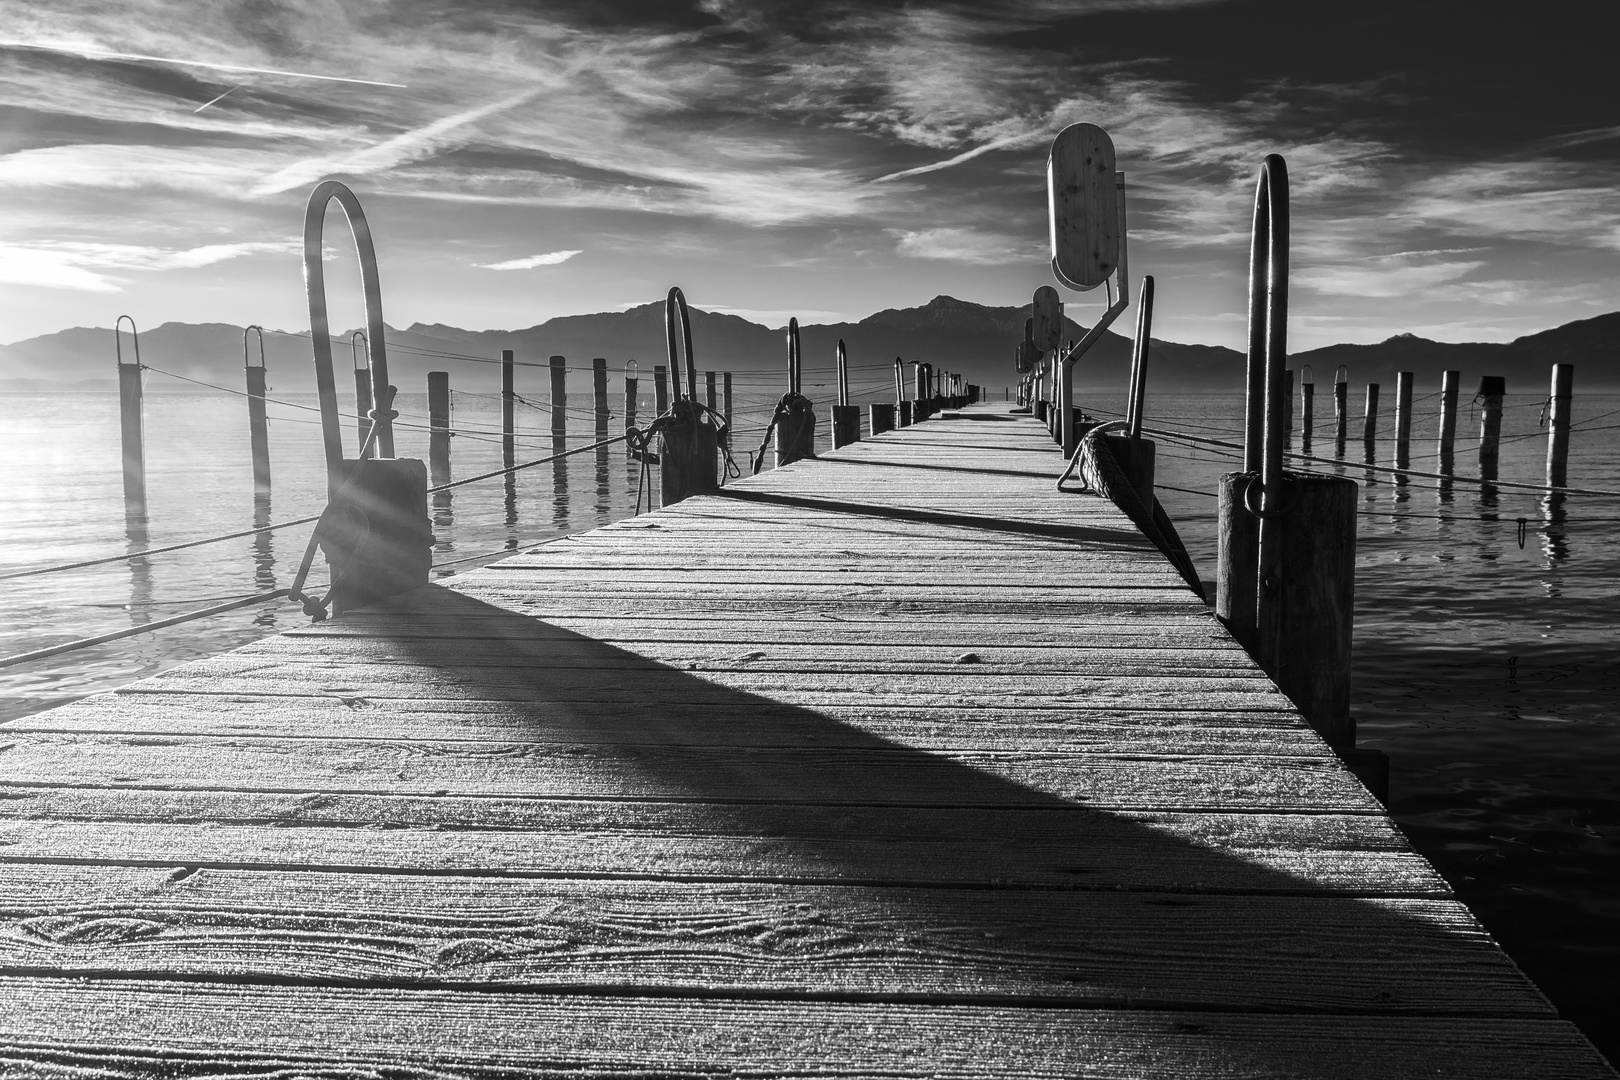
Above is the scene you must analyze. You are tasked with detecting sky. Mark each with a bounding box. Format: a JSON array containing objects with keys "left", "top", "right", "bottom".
[{"left": 1, "top": 0, "right": 1616, "bottom": 349}]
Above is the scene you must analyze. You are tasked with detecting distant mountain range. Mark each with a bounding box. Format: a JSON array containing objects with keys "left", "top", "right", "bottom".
[{"left": 3, "top": 295, "right": 1617, "bottom": 396}]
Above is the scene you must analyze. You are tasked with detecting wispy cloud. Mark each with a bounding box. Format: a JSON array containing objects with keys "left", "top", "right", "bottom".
[
  {"left": 477, "top": 249, "right": 583, "bottom": 270},
  {"left": 892, "top": 227, "right": 1043, "bottom": 264},
  {"left": 0, "top": 239, "right": 296, "bottom": 292}
]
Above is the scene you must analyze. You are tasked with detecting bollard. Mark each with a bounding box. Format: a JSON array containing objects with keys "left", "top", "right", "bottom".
[
  {"left": 705, "top": 370, "right": 716, "bottom": 413},
  {"left": 321, "top": 455, "right": 432, "bottom": 617},
  {"left": 352, "top": 331, "right": 374, "bottom": 457},
  {"left": 773, "top": 318, "right": 816, "bottom": 467},
  {"left": 914, "top": 362, "right": 930, "bottom": 422},
  {"left": 723, "top": 372, "right": 732, "bottom": 430},
  {"left": 549, "top": 355, "right": 567, "bottom": 447},
  {"left": 899, "top": 400, "right": 914, "bottom": 426},
  {"left": 1332, "top": 365, "right": 1348, "bottom": 457},
  {"left": 624, "top": 360, "right": 639, "bottom": 436},
  {"left": 1283, "top": 369, "right": 1293, "bottom": 448},
  {"left": 657, "top": 287, "right": 719, "bottom": 504},
  {"left": 244, "top": 325, "right": 271, "bottom": 496},
  {"left": 831, "top": 338, "right": 860, "bottom": 448},
  {"left": 653, "top": 364, "right": 669, "bottom": 415},
  {"left": 1437, "top": 369, "right": 1460, "bottom": 475},
  {"left": 1477, "top": 376, "right": 1505, "bottom": 479},
  {"left": 1547, "top": 363, "right": 1574, "bottom": 489},
  {"left": 115, "top": 315, "right": 146, "bottom": 512},
  {"left": 594, "top": 358, "right": 610, "bottom": 438},
  {"left": 1125, "top": 275, "right": 1154, "bottom": 441},
  {"left": 1298, "top": 367, "right": 1314, "bottom": 451},
  {"left": 1362, "top": 383, "right": 1379, "bottom": 443},
  {"left": 501, "top": 348, "right": 516, "bottom": 467},
  {"left": 1394, "top": 371, "right": 1414, "bottom": 473},
  {"left": 869, "top": 402, "right": 895, "bottom": 434}
]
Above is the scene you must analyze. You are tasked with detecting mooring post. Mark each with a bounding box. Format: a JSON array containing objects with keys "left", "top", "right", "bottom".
[
  {"left": 1363, "top": 383, "right": 1380, "bottom": 443},
  {"left": 115, "top": 315, "right": 146, "bottom": 512},
  {"left": 1394, "top": 371, "right": 1413, "bottom": 473},
  {"left": 244, "top": 325, "right": 271, "bottom": 497},
  {"left": 1333, "top": 365, "right": 1348, "bottom": 457},
  {"left": 1547, "top": 363, "right": 1574, "bottom": 489},
  {"left": 723, "top": 372, "right": 732, "bottom": 430},
  {"left": 897, "top": 358, "right": 913, "bottom": 426},
  {"left": 1282, "top": 369, "right": 1294, "bottom": 447},
  {"left": 427, "top": 371, "right": 451, "bottom": 486},
  {"left": 774, "top": 318, "right": 816, "bottom": 468},
  {"left": 624, "top": 360, "right": 639, "bottom": 438},
  {"left": 1478, "top": 376, "right": 1505, "bottom": 480},
  {"left": 1299, "top": 366, "right": 1314, "bottom": 455},
  {"left": 351, "top": 332, "right": 373, "bottom": 457},
  {"left": 501, "top": 348, "right": 516, "bottom": 467},
  {"left": 1438, "top": 369, "right": 1460, "bottom": 476},
  {"left": 549, "top": 355, "right": 567, "bottom": 448},
  {"left": 594, "top": 358, "right": 610, "bottom": 438},
  {"left": 658, "top": 287, "right": 719, "bottom": 504},
  {"left": 653, "top": 364, "right": 669, "bottom": 416},
  {"left": 705, "top": 370, "right": 717, "bottom": 413},
  {"left": 831, "top": 338, "right": 861, "bottom": 448}
]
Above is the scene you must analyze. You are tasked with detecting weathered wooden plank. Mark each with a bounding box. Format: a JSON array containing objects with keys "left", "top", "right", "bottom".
[
  {"left": 9, "top": 696, "right": 1323, "bottom": 757},
  {"left": 4, "top": 981, "right": 1612, "bottom": 1080},
  {"left": 0, "top": 734, "right": 1377, "bottom": 812},
  {"left": 0, "top": 793, "right": 1439, "bottom": 893},
  {"left": 0, "top": 865, "right": 1537, "bottom": 1013}
]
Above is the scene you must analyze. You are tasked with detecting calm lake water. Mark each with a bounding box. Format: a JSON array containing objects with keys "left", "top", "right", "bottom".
[{"left": 1, "top": 377, "right": 1615, "bottom": 1064}]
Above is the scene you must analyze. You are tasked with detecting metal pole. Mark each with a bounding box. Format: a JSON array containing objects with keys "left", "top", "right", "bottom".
[
  {"left": 1253, "top": 154, "right": 1290, "bottom": 674},
  {"left": 1127, "top": 275, "right": 1154, "bottom": 441},
  {"left": 351, "top": 331, "right": 373, "bottom": 456}
]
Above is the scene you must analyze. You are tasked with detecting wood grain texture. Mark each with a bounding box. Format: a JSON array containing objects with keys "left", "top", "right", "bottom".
[{"left": 0, "top": 405, "right": 1601, "bottom": 1075}]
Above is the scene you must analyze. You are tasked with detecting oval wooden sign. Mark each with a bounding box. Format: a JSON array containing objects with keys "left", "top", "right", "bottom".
[
  {"left": 1031, "top": 285, "right": 1062, "bottom": 351},
  {"left": 1047, "top": 123, "right": 1118, "bottom": 291}
]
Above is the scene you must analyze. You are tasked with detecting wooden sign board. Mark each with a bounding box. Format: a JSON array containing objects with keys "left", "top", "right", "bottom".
[
  {"left": 1031, "top": 285, "right": 1062, "bottom": 351},
  {"left": 1048, "top": 123, "right": 1119, "bottom": 291}
]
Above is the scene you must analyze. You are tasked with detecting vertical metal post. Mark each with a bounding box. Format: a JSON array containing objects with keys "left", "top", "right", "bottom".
[
  {"left": 787, "top": 318, "right": 802, "bottom": 397},
  {"left": 837, "top": 340, "right": 849, "bottom": 406},
  {"left": 115, "top": 315, "right": 146, "bottom": 512},
  {"left": 1127, "top": 275, "right": 1154, "bottom": 441},
  {"left": 351, "top": 332, "right": 373, "bottom": 457},
  {"left": 1253, "top": 155, "right": 1289, "bottom": 673},
  {"left": 1547, "top": 364, "right": 1574, "bottom": 489},
  {"left": 244, "top": 325, "right": 270, "bottom": 496},
  {"left": 502, "top": 349, "right": 516, "bottom": 466}
]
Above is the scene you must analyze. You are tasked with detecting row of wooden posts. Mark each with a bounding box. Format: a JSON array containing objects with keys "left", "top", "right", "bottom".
[
  {"left": 112, "top": 322, "right": 983, "bottom": 512},
  {"left": 1293, "top": 365, "right": 1576, "bottom": 487}
]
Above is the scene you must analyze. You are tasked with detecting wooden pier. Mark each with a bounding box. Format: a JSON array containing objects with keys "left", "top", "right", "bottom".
[{"left": 0, "top": 405, "right": 1610, "bottom": 1077}]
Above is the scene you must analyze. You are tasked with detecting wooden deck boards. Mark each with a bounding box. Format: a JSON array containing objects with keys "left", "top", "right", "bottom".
[{"left": 0, "top": 404, "right": 1611, "bottom": 1078}]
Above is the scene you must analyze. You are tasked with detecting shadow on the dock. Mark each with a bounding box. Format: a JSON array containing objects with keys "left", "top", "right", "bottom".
[{"left": 228, "top": 581, "right": 1554, "bottom": 1017}]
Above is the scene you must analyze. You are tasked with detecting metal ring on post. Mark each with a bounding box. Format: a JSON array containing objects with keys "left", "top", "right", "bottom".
[
  {"left": 304, "top": 179, "right": 395, "bottom": 494},
  {"left": 114, "top": 315, "right": 141, "bottom": 367},
  {"left": 243, "top": 325, "right": 265, "bottom": 370},
  {"left": 665, "top": 287, "right": 696, "bottom": 404},
  {"left": 1241, "top": 472, "right": 1299, "bottom": 520}
]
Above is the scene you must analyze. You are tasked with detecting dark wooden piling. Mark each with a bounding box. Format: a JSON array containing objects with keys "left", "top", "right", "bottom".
[
  {"left": 1333, "top": 366, "right": 1348, "bottom": 457},
  {"left": 114, "top": 316, "right": 145, "bottom": 511},
  {"left": 1546, "top": 363, "right": 1574, "bottom": 489},
  {"left": 1477, "top": 376, "right": 1505, "bottom": 480},
  {"left": 1394, "top": 371, "right": 1414, "bottom": 473},
  {"left": 244, "top": 326, "right": 271, "bottom": 497},
  {"left": 427, "top": 371, "right": 451, "bottom": 487},
  {"left": 501, "top": 349, "right": 516, "bottom": 467},
  {"left": 550, "top": 356, "right": 567, "bottom": 448},
  {"left": 654, "top": 364, "right": 669, "bottom": 416},
  {"left": 624, "top": 362, "right": 639, "bottom": 436},
  {"left": 831, "top": 339, "right": 860, "bottom": 448},
  {"left": 723, "top": 372, "right": 732, "bottom": 430},
  {"left": 1282, "top": 369, "right": 1294, "bottom": 447},
  {"left": 870, "top": 402, "right": 895, "bottom": 435},
  {"left": 705, "top": 371, "right": 717, "bottom": 413},
  {"left": 1438, "top": 370, "right": 1460, "bottom": 475},
  {"left": 658, "top": 287, "right": 718, "bottom": 505},
  {"left": 1362, "top": 384, "right": 1379, "bottom": 443},
  {"left": 594, "top": 358, "right": 610, "bottom": 438},
  {"left": 352, "top": 332, "right": 374, "bottom": 457},
  {"left": 1300, "top": 368, "right": 1314, "bottom": 455}
]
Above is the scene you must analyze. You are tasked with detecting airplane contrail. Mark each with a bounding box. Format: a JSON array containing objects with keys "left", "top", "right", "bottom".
[{"left": 2, "top": 41, "right": 407, "bottom": 89}]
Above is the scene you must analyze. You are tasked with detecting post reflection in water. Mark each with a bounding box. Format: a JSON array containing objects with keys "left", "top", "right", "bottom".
[
  {"left": 552, "top": 454, "right": 569, "bottom": 529},
  {"left": 595, "top": 441, "right": 611, "bottom": 524},
  {"left": 251, "top": 496, "right": 278, "bottom": 627},
  {"left": 1541, "top": 491, "right": 1570, "bottom": 565},
  {"left": 503, "top": 470, "right": 519, "bottom": 550},
  {"left": 125, "top": 515, "right": 153, "bottom": 628}
]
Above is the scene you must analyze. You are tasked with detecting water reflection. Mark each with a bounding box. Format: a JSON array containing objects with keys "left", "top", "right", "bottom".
[
  {"left": 124, "top": 516, "right": 152, "bottom": 628},
  {"left": 1541, "top": 492, "right": 1569, "bottom": 565}
]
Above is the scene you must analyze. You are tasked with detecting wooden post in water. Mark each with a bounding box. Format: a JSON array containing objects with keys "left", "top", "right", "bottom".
[
  {"left": 1477, "top": 376, "right": 1505, "bottom": 480},
  {"left": 1333, "top": 365, "right": 1348, "bottom": 457},
  {"left": 723, "top": 372, "right": 732, "bottom": 430},
  {"left": 653, "top": 365, "right": 669, "bottom": 416},
  {"left": 1546, "top": 363, "right": 1574, "bottom": 489},
  {"left": 1362, "top": 383, "right": 1379, "bottom": 443},
  {"left": 114, "top": 316, "right": 146, "bottom": 512},
  {"left": 624, "top": 361, "right": 639, "bottom": 436},
  {"left": 594, "top": 358, "right": 610, "bottom": 439},
  {"left": 244, "top": 325, "right": 271, "bottom": 496},
  {"left": 1394, "top": 371, "right": 1413, "bottom": 473},
  {"left": 550, "top": 356, "right": 567, "bottom": 448},
  {"left": 831, "top": 339, "right": 860, "bottom": 448},
  {"left": 427, "top": 371, "right": 451, "bottom": 487},
  {"left": 1299, "top": 366, "right": 1313, "bottom": 455},
  {"left": 352, "top": 332, "right": 374, "bottom": 457},
  {"left": 501, "top": 349, "right": 516, "bottom": 467},
  {"left": 1282, "top": 369, "right": 1293, "bottom": 447},
  {"left": 1437, "top": 369, "right": 1460, "bottom": 475},
  {"left": 704, "top": 370, "right": 717, "bottom": 414}
]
